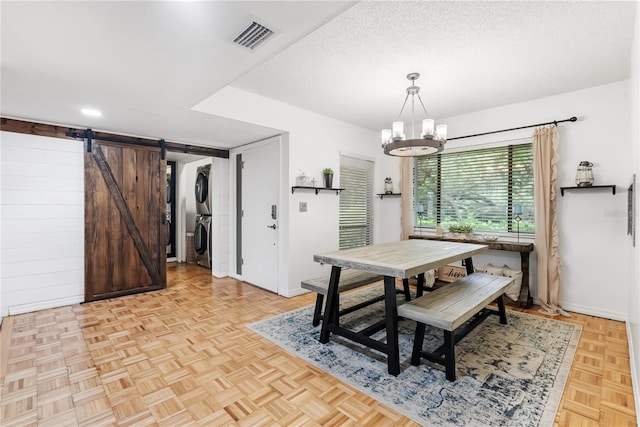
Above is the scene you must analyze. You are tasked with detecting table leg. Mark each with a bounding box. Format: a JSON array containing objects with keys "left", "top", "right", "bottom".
[
  {"left": 520, "top": 251, "right": 532, "bottom": 308},
  {"left": 383, "top": 275, "right": 400, "bottom": 376},
  {"left": 496, "top": 294, "right": 507, "bottom": 324},
  {"left": 319, "top": 266, "right": 341, "bottom": 343},
  {"left": 416, "top": 272, "right": 425, "bottom": 297}
]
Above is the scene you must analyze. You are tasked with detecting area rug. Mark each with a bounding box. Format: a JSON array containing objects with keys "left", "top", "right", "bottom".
[{"left": 247, "top": 285, "right": 582, "bottom": 426}]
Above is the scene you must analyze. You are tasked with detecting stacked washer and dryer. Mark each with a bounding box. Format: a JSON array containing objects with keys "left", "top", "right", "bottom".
[{"left": 194, "top": 164, "right": 212, "bottom": 268}]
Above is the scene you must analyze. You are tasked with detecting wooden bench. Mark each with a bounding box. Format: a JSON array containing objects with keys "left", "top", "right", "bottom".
[
  {"left": 302, "top": 269, "right": 411, "bottom": 327},
  {"left": 397, "top": 272, "right": 513, "bottom": 381}
]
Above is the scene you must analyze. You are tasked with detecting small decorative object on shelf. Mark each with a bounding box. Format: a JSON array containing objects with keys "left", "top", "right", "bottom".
[
  {"left": 384, "top": 177, "right": 393, "bottom": 194},
  {"left": 323, "top": 168, "right": 333, "bottom": 188},
  {"left": 575, "top": 161, "right": 594, "bottom": 187},
  {"left": 296, "top": 170, "right": 308, "bottom": 187}
]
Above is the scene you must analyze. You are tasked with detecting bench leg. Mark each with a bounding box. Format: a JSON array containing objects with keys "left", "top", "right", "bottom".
[
  {"left": 402, "top": 278, "right": 411, "bottom": 301},
  {"left": 410, "top": 322, "right": 426, "bottom": 366},
  {"left": 496, "top": 294, "right": 507, "bottom": 325},
  {"left": 320, "top": 266, "right": 341, "bottom": 343},
  {"left": 312, "top": 295, "right": 324, "bottom": 327},
  {"left": 444, "top": 330, "right": 456, "bottom": 381}
]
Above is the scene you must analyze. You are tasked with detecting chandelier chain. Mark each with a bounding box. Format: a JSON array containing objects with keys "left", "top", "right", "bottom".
[
  {"left": 416, "top": 93, "right": 429, "bottom": 117},
  {"left": 397, "top": 93, "right": 411, "bottom": 118}
]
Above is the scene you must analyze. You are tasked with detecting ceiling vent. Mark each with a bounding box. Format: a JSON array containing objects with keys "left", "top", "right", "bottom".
[{"left": 233, "top": 21, "right": 275, "bottom": 50}]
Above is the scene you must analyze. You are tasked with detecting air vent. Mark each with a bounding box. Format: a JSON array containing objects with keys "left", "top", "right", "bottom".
[{"left": 233, "top": 21, "right": 274, "bottom": 50}]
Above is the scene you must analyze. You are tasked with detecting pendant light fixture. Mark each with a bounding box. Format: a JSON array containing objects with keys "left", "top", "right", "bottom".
[{"left": 381, "top": 73, "right": 447, "bottom": 157}]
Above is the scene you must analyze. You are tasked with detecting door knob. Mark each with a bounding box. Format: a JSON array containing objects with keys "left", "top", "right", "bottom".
[{"left": 267, "top": 224, "right": 277, "bottom": 229}]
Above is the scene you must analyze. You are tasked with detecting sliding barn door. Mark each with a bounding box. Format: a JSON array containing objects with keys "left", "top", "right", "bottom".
[{"left": 85, "top": 141, "right": 166, "bottom": 302}]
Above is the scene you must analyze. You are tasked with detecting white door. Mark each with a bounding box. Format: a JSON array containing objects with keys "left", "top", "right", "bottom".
[{"left": 241, "top": 138, "right": 279, "bottom": 293}]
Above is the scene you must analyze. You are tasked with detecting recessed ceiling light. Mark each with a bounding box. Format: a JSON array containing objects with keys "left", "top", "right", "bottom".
[{"left": 81, "top": 108, "right": 102, "bottom": 117}]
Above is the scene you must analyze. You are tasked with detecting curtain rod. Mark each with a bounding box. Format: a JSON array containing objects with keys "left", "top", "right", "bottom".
[{"left": 447, "top": 116, "right": 577, "bottom": 141}]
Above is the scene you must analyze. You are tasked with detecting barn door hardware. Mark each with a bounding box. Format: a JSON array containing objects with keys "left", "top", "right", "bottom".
[{"left": 159, "top": 139, "right": 166, "bottom": 160}]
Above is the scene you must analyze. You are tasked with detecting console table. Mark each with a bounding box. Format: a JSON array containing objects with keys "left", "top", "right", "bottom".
[{"left": 409, "top": 235, "right": 534, "bottom": 308}]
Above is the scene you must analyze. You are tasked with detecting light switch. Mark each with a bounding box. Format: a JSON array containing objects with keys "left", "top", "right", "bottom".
[{"left": 299, "top": 202, "right": 307, "bottom": 212}]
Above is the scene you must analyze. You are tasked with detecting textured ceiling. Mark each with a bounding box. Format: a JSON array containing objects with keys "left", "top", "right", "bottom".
[
  {"left": 1, "top": 1, "right": 637, "bottom": 149},
  {"left": 0, "top": 1, "right": 354, "bottom": 148},
  {"left": 232, "top": 1, "right": 637, "bottom": 132}
]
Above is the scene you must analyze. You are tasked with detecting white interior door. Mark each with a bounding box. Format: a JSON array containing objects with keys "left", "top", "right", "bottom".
[{"left": 241, "top": 138, "right": 279, "bottom": 293}]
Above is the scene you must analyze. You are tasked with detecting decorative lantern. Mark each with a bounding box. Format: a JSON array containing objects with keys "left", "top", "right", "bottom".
[
  {"left": 384, "top": 177, "right": 393, "bottom": 194},
  {"left": 575, "top": 161, "right": 594, "bottom": 187}
]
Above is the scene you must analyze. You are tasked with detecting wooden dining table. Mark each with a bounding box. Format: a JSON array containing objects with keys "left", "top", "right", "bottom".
[{"left": 314, "top": 239, "right": 488, "bottom": 376}]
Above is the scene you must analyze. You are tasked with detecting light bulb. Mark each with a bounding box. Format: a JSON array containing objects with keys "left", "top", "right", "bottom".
[
  {"left": 392, "top": 122, "right": 404, "bottom": 140},
  {"left": 381, "top": 129, "right": 392, "bottom": 146},
  {"left": 422, "top": 119, "right": 434, "bottom": 138}
]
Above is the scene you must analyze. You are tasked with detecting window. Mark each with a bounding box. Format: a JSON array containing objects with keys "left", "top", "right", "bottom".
[
  {"left": 339, "top": 155, "right": 374, "bottom": 249},
  {"left": 414, "top": 143, "right": 534, "bottom": 234}
]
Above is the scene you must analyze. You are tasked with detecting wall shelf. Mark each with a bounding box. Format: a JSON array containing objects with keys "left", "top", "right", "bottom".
[
  {"left": 560, "top": 185, "right": 616, "bottom": 196},
  {"left": 291, "top": 186, "right": 344, "bottom": 195},
  {"left": 377, "top": 193, "right": 402, "bottom": 199}
]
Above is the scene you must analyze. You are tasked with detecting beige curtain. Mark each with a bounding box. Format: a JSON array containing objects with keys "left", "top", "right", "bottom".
[
  {"left": 400, "top": 157, "right": 414, "bottom": 240},
  {"left": 533, "top": 127, "right": 569, "bottom": 316}
]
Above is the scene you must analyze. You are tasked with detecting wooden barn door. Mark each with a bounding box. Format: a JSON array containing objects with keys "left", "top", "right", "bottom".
[{"left": 85, "top": 140, "right": 166, "bottom": 302}]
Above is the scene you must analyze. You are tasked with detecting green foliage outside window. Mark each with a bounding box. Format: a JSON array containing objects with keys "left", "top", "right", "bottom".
[{"left": 413, "top": 144, "right": 534, "bottom": 234}]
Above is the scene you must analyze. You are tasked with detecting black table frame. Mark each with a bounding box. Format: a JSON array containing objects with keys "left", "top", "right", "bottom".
[{"left": 318, "top": 258, "right": 475, "bottom": 376}]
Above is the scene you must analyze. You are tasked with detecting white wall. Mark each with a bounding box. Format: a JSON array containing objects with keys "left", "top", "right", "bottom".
[
  {"left": 196, "top": 88, "right": 398, "bottom": 297},
  {"left": 3, "top": 74, "right": 627, "bottom": 324},
  {"left": 211, "top": 157, "right": 230, "bottom": 277},
  {"left": 0, "top": 132, "right": 84, "bottom": 317},
  {"left": 628, "top": 3, "right": 640, "bottom": 420},
  {"left": 199, "top": 82, "right": 633, "bottom": 320},
  {"left": 439, "top": 81, "right": 632, "bottom": 320}
]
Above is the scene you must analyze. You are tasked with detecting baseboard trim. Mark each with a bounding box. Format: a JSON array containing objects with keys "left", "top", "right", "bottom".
[
  {"left": 8, "top": 295, "right": 84, "bottom": 315},
  {"left": 557, "top": 301, "right": 627, "bottom": 322},
  {"left": 279, "top": 287, "right": 309, "bottom": 298}
]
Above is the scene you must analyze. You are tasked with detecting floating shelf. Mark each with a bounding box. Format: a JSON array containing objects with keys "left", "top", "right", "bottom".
[
  {"left": 560, "top": 185, "right": 616, "bottom": 196},
  {"left": 377, "top": 193, "right": 402, "bottom": 199},
  {"left": 291, "top": 186, "right": 344, "bottom": 195}
]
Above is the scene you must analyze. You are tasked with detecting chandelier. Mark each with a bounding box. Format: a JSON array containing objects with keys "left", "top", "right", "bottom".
[{"left": 381, "top": 73, "right": 447, "bottom": 157}]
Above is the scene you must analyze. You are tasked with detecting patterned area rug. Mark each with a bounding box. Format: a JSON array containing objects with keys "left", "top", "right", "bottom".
[{"left": 247, "top": 285, "right": 581, "bottom": 426}]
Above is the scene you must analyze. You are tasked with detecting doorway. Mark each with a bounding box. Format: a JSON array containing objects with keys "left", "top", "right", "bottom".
[
  {"left": 166, "top": 161, "right": 177, "bottom": 260},
  {"left": 239, "top": 137, "right": 280, "bottom": 293}
]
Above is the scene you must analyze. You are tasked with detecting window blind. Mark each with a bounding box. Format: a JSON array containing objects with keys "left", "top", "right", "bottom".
[
  {"left": 339, "top": 156, "right": 374, "bottom": 249},
  {"left": 414, "top": 144, "right": 534, "bottom": 233}
]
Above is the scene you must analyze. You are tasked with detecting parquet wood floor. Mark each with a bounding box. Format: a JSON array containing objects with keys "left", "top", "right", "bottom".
[{"left": 0, "top": 263, "right": 636, "bottom": 426}]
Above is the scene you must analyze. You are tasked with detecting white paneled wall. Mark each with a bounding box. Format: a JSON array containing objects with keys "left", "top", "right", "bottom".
[
  {"left": 0, "top": 132, "right": 84, "bottom": 317},
  {"left": 211, "top": 157, "right": 230, "bottom": 277}
]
